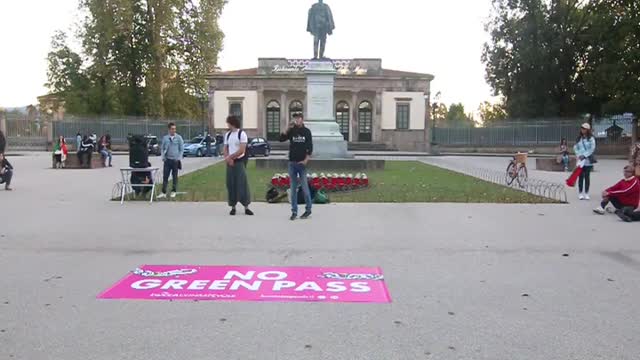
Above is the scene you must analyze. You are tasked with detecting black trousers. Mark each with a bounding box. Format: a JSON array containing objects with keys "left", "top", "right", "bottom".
[
  {"left": 621, "top": 207, "right": 640, "bottom": 222},
  {"left": 78, "top": 151, "right": 92, "bottom": 167},
  {"left": 601, "top": 197, "right": 624, "bottom": 210},
  {"left": 578, "top": 165, "right": 592, "bottom": 193},
  {"left": 162, "top": 159, "right": 179, "bottom": 194},
  {"left": 226, "top": 161, "right": 250, "bottom": 207},
  {"left": 0, "top": 169, "right": 12, "bottom": 187}
]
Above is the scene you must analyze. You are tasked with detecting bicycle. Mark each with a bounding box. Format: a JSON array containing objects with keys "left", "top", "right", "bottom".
[{"left": 506, "top": 153, "right": 528, "bottom": 188}]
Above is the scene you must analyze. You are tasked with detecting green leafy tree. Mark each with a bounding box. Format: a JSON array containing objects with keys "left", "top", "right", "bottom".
[
  {"left": 45, "top": 0, "right": 226, "bottom": 118},
  {"left": 446, "top": 103, "right": 474, "bottom": 127},
  {"left": 478, "top": 101, "right": 507, "bottom": 125},
  {"left": 45, "top": 31, "right": 90, "bottom": 114}
]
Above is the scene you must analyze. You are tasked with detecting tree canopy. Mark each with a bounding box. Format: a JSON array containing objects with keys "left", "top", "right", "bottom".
[
  {"left": 482, "top": 0, "right": 639, "bottom": 118},
  {"left": 46, "top": 0, "right": 226, "bottom": 118}
]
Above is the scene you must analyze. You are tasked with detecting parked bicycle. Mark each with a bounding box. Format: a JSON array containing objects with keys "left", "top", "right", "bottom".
[{"left": 506, "top": 152, "right": 529, "bottom": 188}]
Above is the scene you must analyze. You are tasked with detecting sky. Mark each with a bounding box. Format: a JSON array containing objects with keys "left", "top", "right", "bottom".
[{"left": 0, "top": 0, "right": 495, "bottom": 113}]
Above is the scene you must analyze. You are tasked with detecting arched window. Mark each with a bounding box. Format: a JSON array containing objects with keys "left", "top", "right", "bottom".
[
  {"left": 335, "top": 101, "right": 350, "bottom": 141},
  {"left": 266, "top": 100, "right": 281, "bottom": 141},
  {"left": 289, "top": 100, "right": 303, "bottom": 121},
  {"left": 358, "top": 101, "right": 373, "bottom": 142}
]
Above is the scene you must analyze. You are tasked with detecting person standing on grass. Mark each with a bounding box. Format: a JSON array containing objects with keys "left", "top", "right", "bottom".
[
  {"left": 224, "top": 115, "right": 254, "bottom": 216},
  {"left": 279, "top": 113, "right": 313, "bottom": 221},
  {"left": 593, "top": 165, "right": 640, "bottom": 215},
  {"left": 158, "top": 122, "right": 184, "bottom": 199},
  {"left": 574, "top": 123, "right": 597, "bottom": 200},
  {"left": 0, "top": 153, "right": 13, "bottom": 191}
]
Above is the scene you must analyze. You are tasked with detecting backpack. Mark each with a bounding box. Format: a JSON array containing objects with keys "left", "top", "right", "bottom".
[{"left": 226, "top": 130, "right": 248, "bottom": 163}]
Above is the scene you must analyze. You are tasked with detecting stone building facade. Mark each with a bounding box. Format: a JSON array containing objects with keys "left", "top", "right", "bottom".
[{"left": 207, "top": 58, "right": 434, "bottom": 151}]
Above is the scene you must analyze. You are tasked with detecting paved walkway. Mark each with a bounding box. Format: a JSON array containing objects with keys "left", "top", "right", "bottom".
[{"left": 1, "top": 154, "right": 638, "bottom": 360}]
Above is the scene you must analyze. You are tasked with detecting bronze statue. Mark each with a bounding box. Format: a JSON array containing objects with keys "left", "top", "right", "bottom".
[{"left": 307, "top": 0, "right": 335, "bottom": 59}]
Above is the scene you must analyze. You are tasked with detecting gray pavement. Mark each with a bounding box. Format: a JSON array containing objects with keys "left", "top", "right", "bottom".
[{"left": 1, "top": 154, "right": 639, "bottom": 360}]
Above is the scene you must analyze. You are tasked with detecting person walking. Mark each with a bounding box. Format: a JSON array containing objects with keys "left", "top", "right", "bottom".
[
  {"left": 205, "top": 132, "right": 213, "bottom": 157},
  {"left": 574, "top": 123, "right": 597, "bottom": 200},
  {"left": 158, "top": 122, "right": 184, "bottom": 199},
  {"left": 279, "top": 114, "right": 313, "bottom": 221},
  {"left": 224, "top": 116, "right": 254, "bottom": 216},
  {"left": 215, "top": 133, "right": 224, "bottom": 157},
  {"left": 0, "top": 153, "right": 13, "bottom": 191}
]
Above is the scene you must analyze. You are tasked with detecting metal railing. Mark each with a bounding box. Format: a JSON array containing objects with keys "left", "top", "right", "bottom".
[
  {"left": 433, "top": 119, "right": 635, "bottom": 147},
  {"left": 53, "top": 116, "right": 206, "bottom": 146}
]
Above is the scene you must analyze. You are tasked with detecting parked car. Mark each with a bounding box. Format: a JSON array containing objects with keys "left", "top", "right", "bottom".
[
  {"left": 247, "top": 137, "right": 271, "bottom": 157},
  {"left": 146, "top": 136, "right": 161, "bottom": 156},
  {"left": 183, "top": 136, "right": 216, "bottom": 157}
]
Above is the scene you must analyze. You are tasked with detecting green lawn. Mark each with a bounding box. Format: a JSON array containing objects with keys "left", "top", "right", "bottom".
[{"left": 175, "top": 161, "right": 552, "bottom": 203}]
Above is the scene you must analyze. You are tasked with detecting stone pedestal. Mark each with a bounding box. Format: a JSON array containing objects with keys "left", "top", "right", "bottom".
[{"left": 305, "top": 60, "right": 350, "bottom": 159}]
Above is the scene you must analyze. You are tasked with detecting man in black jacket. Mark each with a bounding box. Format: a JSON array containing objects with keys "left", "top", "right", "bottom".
[
  {"left": 0, "top": 153, "right": 13, "bottom": 191},
  {"left": 279, "top": 114, "right": 313, "bottom": 220}
]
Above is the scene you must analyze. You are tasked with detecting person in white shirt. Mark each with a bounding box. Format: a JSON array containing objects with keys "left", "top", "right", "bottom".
[{"left": 224, "top": 115, "right": 253, "bottom": 216}]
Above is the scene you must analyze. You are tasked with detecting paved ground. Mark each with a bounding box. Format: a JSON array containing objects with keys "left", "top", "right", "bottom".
[{"left": 1, "top": 154, "right": 639, "bottom": 360}]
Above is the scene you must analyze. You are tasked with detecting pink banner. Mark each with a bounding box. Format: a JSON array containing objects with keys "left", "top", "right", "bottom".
[{"left": 98, "top": 265, "right": 391, "bottom": 303}]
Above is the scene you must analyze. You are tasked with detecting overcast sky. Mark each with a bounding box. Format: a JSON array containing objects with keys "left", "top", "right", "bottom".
[{"left": 0, "top": 0, "right": 495, "bottom": 113}]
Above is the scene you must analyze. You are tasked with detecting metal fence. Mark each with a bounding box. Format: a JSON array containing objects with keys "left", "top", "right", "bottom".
[
  {"left": 4, "top": 114, "right": 48, "bottom": 150},
  {"left": 433, "top": 120, "right": 634, "bottom": 147},
  {"left": 53, "top": 116, "right": 207, "bottom": 146}
]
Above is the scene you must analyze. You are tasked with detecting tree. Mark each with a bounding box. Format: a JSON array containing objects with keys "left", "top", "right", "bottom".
[
  {"left": 446, "top": 103, "right": 474, "bottom": 127},
  {"left": 483, "top": 0, "right": 640, "bottom": 118},
  {"left": 45, "top": 31, "right": 90, "bottom": 114},
  {"left": 431, "top": 103, "right": 448, "bottom": 127},
  {"left": 478, "top": 101, "right": 507, "bottom": 125},
  {"left": 45, "top": 0, "right": 226, "bottom": 118}
]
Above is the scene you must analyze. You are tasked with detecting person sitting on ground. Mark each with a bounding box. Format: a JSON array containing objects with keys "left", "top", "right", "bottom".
[
  {"left": 616, "top": 203, "right": 640, "bottom": 223},
  {"left": 98, "top": 134, "right": 113, "bottom": 167},
  {"left": 593, "top": 165, "right": 639, "bottom": 215},
  {"left": 0, "top": 153, "right": 13, "bottom": 191},
  {"left": 53, "top": 136, "right": 68, "bottom": 169}
]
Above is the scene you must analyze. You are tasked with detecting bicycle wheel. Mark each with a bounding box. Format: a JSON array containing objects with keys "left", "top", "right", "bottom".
[
  {"left": 516, "top": 165, "right": 528, "bottom": 188},
  {"left": 506, "top": 162, "right": 517, "bottom": 185}
]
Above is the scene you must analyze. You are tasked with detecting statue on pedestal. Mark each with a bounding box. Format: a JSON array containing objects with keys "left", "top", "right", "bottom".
[{"left": 307, "top": 0, "right": 335, "bottom": 60}]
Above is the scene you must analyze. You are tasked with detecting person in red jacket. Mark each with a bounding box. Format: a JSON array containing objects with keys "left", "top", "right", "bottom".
[{"left": 593, "top": 165, "right": 639, "bottom": 214}]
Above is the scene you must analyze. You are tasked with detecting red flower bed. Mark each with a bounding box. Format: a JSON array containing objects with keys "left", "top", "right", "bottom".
[{"left": 271, "top": 172, "right": 369, "bottom": 192}]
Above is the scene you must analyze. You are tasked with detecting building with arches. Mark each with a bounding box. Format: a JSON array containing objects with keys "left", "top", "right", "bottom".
[{"left": 207, "top": 58, "right": 434, "bottom": 152}]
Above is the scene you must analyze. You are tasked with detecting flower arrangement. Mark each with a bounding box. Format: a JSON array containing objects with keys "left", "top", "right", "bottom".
[{"left": 271, "top": 172, "right": 369, "bottom": 192}]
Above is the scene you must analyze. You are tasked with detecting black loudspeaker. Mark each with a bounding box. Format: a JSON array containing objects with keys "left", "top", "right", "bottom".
[{"left": 128, "top": 135, "right": 149, "bottom": 168}]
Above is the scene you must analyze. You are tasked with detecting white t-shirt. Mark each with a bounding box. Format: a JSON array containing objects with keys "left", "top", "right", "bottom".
[{"left": 224, "top": 129, "right": 248, "bottom": 157}]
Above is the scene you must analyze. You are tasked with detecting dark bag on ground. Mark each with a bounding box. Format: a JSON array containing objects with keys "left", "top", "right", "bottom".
[
  {"left": 266, "top": 187, "right": 288, "bottom": 203},
  {"left": 296, "top": 186, "right": 317, "bottom": 204}
]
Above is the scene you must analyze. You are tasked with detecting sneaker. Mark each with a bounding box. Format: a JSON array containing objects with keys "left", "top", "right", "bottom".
[
  {"left": 578, "top": 193, "right": 585, "bottom": 200},
  {"left": 606, "top": 207, "right": 616, "bottom": 214},
  {"left": 157, "top": 193, "right": 167, "bottom": 199},
  {"left": 593, "top": 207, "right": 605, "bottom": 215},
  {"left": 5, "top": 187, "right": 12, "bottom": 191},
  {"left": 170, "top": 192, "right": 177, "bottom": 199},
  {"left": 300, "top": 211, "right": 312, "bottom": 219},
  {"left": 290, "top": 213, "right": 297, "bottom": 221},
  {"left": 584, "top": 194, "right": 590, "bottom": 200},
  {"left": 230, "top": 208, "right": 236, "bottom": 216},
  {"left": 245, "top": 208, "right": 254, "bottom": 216}
]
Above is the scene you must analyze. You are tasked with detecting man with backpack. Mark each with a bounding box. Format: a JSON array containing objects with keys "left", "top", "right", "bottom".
[
  {"left": 279, "top": 113, "right": 313, "bottom": 220},
  {"left": 224, "top": 115, "right": 254, "bottom": 216}
]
